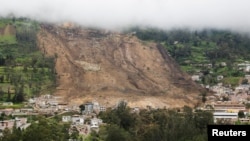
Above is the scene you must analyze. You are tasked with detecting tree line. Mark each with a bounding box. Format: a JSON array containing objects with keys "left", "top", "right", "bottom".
[{"left": 88, "top": 101, "right": 213, "bottom": 141}]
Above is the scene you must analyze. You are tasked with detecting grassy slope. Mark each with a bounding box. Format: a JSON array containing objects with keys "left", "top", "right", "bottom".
[
  {"left": 133, "top": 28, "right": 250, "bottom": 87},
  {"left": 0, "top": 18, "right": 56, "bottom": 103}
]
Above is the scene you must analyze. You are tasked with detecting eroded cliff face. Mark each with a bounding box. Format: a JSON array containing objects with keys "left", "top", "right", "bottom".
[{"left": 37, "top": 24, "right": 202, "bottom": 108}]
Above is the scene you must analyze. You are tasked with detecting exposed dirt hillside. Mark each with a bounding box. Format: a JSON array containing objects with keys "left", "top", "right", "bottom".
[
  {"left": 0, "top": 24, "right": 16, "bottom": 36},
  {"left": 37, "top": 24, "right": 203, "bottom": 108},
  {"left": 4, "top": 24, "right": 16, "bottom": 35}
]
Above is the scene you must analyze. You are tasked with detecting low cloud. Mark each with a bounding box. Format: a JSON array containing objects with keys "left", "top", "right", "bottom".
[{"left": 0, "top": 0, "right": 250, "bottom": 32}]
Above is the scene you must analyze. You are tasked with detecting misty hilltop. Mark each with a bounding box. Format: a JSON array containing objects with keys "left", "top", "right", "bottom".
[{"left": 1, "top": 0, "right": 250, "bottom": 33}]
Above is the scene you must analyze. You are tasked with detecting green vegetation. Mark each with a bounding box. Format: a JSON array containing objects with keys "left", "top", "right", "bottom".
[
  {"left": 0, "top": 116, "right": 72, "bottom": 141},
  {"left": 0, "top": 103, "right": 24, "bottom": 109},
  {"left": 131, "top": 27, "right": 250, "bottom": 87},
  {"left": 0, "top": 35, "right": 16, "bottom": 45},
  {"left": 0, "top": 102, "right": 214, "bottom": 141},
  {"left": 0, "top": 18, "right": 56, "bottom": 103},
  {"left": 93, "top": 102, "right": 213, "bottom": 141},
  {"left": 1, "top": 101, "right": 241, "bottom": 141}
]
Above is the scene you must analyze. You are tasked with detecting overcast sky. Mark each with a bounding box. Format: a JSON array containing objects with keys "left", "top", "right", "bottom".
[{"left": 0, "top": 0, "right": 250, "bottom": 32}]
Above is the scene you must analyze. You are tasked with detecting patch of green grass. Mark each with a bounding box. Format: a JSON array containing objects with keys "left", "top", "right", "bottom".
[
  {"left": 180, "top": 65, "right": 196, "bottom": 73},
  {"left": 191, "top": 52, "right": 207, "bottom": 63},
  {"left": 222, "top": 77, "right": 241, "bottom": 87},
  {"left": 0, "top": 103, "right": 24, "bottom": 109},
  {"left": 0, "top": 35, "right": 17, "bottom": 45},
  {"left": 0, "top": 23, "right": 6, "bottom": 28},
  {"left": 215, "top": 67, "right": 228, "bottom": 74}
]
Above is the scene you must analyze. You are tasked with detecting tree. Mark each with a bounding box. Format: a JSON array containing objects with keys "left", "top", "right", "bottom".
[
  {"left": 12, "top": 85, "right": 25, "bottom": 103},
  {"left": 0, "top": 128, "right": 12, "bottom": 141},
  {"left": 70, "top": 126, "right": 79, "bottom": 139},
  {"left": 0, "top": 87, "right": 4, "bottom": 99},
  {"left": 79, "top": 104, "right": 85, "bottom": 112},
  {"left": 201, "top": 92, "right": 207, "bottom": 103},
  {"left": 104, "top": 124, "right": 132, "bottom": 141},
  {"left": 0, "top": 75, "right": 4, "bottom": 83},
  {"left": 7, "top": 86, "right": 11, "bottom": 102},
  {"left": 245, "top": 103, "right": 250, "bottom": 109},
  {"left": 194, "top": 111, "right": 213, "bottom": 132},
  {"left": 22, "top": 117, "right": 70, "bottom": 141},
  {"left": 238, "top": 110, "right": 245, "bottom": 118}
]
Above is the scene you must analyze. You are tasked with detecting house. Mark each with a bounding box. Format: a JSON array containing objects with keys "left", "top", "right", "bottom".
[
  {"left": 71, "top": 105, "right": 80, "bottom": 111},
  {"left": 84, "top": 102, "right": 94, "bottom": 114},
  {"left": 28, "top": 98, "right": 36, "bottom": 104},
  {"left": 2, "top": 102, "right": 13, "bottom": 106},
  {"left": 19, "top": 123, "right": 31, "bottom": 130},
  {"left": 235, "top": 84, "right": 250, "bottom": 93},
  {"left": 11, "top": 109, "right": 28, "bottom": 116},
  {"left": 93, "top": 102, "right": 100, "bottom": 113},
  {"left": 0, "top": 120, "right": 15, "bottom": 131},
  {"left": 213, "top": 103, "right": 246, "bottom": 113},
  {"left": 132, "top": 107, "right": 140, "bottom": 114},
  {"left": 0, "top": 117, "right": 30, "bottom": 136},
  {"left": 213, "top": 112, "right": 238, "bottom": 123},
  {"left": 72, "top": 115, "right": 84, "bottom": 125},
  {"left": 43, "top": 94, "right": 52, "bottom": 99},
  {"left": 90, "top": 118, "right": 103, "bottom": 128},
  {"left": 237, "top": 63, "right": 250, "bottom": 72},
  {"left": 191, "top": 75, "right": 200, "bottom": 81},
  {"left": 239, "top": 118, "right": 250, "bottom": 123},
  {"left": 217, "top": 75, "right": 224, "bottom": 81},
  {"left": 58, "top": 102, "right": 68, "bottom": 110},
  {"left": 207, "top": 96, "right": 216, "bottom": 101},
  {"left": 47, "top": 100, "right": 58, "bottom": 106},
  {"left": 245, "top": 66, "right": 250, "bottom": 72},
  {"left": 37, "top": 100, "right": 47, "bottom": 108},
  {"left": 99, "top": 106, "right": 106, "bottom": 112},
  {"left": 38, "top": 107, "right": 58, "bottom": 114},
  {"left": 204, "top": 63, "right": 212, "bottom": 68},
  {"left": 62, "top": 116, "right": 72, "bottom": 122},
  {"left": 220, "top": 62, "right": 227, "bottom": 67},
  {"left": 20, "top": 108, "right": 33, "bottom": 113},
  {"left": 15, "top": 117, "right": 28, "bottom": 127},
  {"left": 245, "top": 75, "right": 250, "bottom": 79},
  {"left": 0, "top": 108, "right": 14, "bottom": 116}
]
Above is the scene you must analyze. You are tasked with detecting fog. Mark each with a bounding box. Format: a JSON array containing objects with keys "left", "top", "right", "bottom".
[{"left": 0, "top": 0, "right": 250, "bottom": 32}]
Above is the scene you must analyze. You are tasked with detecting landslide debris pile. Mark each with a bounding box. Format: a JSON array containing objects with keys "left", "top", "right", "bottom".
[{"left": 37, "top": 24, "right": 202, "bottom": 108}]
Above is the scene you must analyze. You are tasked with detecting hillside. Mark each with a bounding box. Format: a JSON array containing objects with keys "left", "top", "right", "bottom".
[
  {"left": 0, "top": 19, "right": 56, "bottom": 104},
  {"left": 0, "top": 23, "right": 16, "bottom": 45},
  {"left": 37, "top": 24, "right": 203, "bottom": 108},
  {"left": 132, "top": 28, "right": 250, "bottom": 87}
]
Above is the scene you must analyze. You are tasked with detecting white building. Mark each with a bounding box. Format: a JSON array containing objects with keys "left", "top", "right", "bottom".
[
  {"left": 235, "top": 84, "right": 250, "bottom": 93},
  {"left": 72, "top": 115, "right": 84, "bottom": 125},
  {"left": 217, "top": 75, "right": 224, "bottom": 81},
  {"left": 62, "top": 116, "right": 72, "bottom": 122},
  {"left": 220, "top": 62, "right": 227, "bottom": 67},
  {"left": 245, "top": 66, "right": 250, "bottom": 72},
  {"left": 90, "top": 118, "right": 103, "bottom": 128},
  {"left": 84, "top": 103, "right": 94, "bottom": 114},
  {"left": 2, "top": 102, "right": 13, "bottom": 106},
  {"left": 191, "top": 75, "right": 200, "bottom": 81},
  {"left": 99, "top": 106, "right": 106, "bottom": 112},
  {"left": 213, "top": 112, "right": 238, "bottom": 123}
]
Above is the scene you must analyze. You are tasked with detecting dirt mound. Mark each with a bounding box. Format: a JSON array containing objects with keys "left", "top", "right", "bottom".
[{"left": 37, "top": 24, "right": 203, "bottom": 109}]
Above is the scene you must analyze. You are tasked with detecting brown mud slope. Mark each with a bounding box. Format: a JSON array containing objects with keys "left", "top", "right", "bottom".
[
  {"left": 0, "top": 24, "right": 16, "bottom": 36},
  {"left": 37, "top": 24, "right": 203, "bottom": 108}
]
